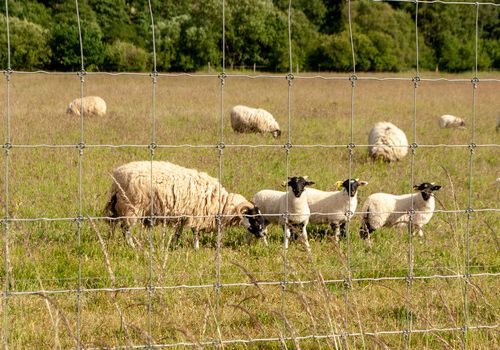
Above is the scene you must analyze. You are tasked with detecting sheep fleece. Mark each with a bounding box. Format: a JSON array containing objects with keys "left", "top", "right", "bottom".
[
  {"left": 67, "top": 96, "right": 107, "bottom": 117},
  {"left": 107, "top": 161, "right": 247, "bottom": 231},
  {"left": 368, "top": 121, "right": 408, "bottom": 162},
  {"left": 230, "top": 105, "right": 280, "bottom": 134}
]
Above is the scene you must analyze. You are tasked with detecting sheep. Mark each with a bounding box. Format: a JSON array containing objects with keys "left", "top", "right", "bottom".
[
  {"left": 307, "top": 178, "right": 368, "bottom": 241},
  {"left": 438, "top": 114, "right": 465, "bottom": 129},
  {"left": 230, "top": 105, "right": 281, "bottom": 138},
  {"left": 253, "top": 176, "right": 315, "bottom": 249},
  {"left": 359, "top": 182, "right": 442, "bottom": 241},
  {"left": 67, "top": 96, "right": 107, "bottom": 117},
  {"left": 368, "top": 121, "right": 408, "bottom": 162},
  {"left": 104, "top": 161, "right": 267, "bottom": 250}
]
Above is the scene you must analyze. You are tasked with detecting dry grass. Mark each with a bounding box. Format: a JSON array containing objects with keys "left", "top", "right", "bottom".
[{"left": 0, "top": 71, "right": 498, "bottom": 348}]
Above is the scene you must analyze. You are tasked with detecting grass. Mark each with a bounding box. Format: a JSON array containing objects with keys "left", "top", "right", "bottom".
[{"left": 0, "top": 71, "right": 499, "bottom": 349}]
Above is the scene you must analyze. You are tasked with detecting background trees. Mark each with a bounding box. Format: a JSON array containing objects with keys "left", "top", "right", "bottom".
[{"left": 0, "top": 0, "right": 498, "bottom": 72}]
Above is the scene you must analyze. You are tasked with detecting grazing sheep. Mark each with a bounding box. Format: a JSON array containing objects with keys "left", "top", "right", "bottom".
[
  {"left": 230, "top": 105, "right": 281, "bottom": 138},
  {"left": 438, "top": 114, "right": 465, "bottom": 129},
  {"left": 307, "top": 178, "right": 368, "bottom": 241},
  {"left": 67, "top": 96, "right": 107, "bottom": 117},
  {"left": 253, "top": 176, "right": 315, "bottom": 249},
  {"left": 359, "top": 182, "right": 442, "bottom": 240},
  {"left": 368, "top": 121, "right": 408, "bottom": 162},
  {"left": 104, "top": 161, "right": 267, "bottom": 250}
]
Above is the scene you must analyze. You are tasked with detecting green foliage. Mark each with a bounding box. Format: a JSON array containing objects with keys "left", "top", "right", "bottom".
[
  {"left": 0, "top": 15, "right": 51, "bottom": 69},
  {"left": 103, "top": 40, "right": 149, "bottom": 71},
  {"left": 0, "top": 0, "right": 498, "bottom": 72}
]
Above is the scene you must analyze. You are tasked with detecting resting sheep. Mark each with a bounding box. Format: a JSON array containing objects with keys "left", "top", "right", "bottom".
[
  {"left": 307, "top": 178, "right": 368, "bottom": 241},
  {"left": 104, "top": 161, "right": 267, "bottom": 250},
  {"left": 359, "top": 182, "right": 442, "bottom": 240},
  {"left": 67, "top": 96, "right": 107, "bottom": 117},
  {"left": 439, "top": 114, "right": 465, "bottom": 129},
  {"left": 253, "top": 176, "right": 315, "bottom": 249},
  {"left": 368, "top": 121, "right": 408, "bottom": 162},
  {"left": 230, "top": 105, "right": 281, "bottom": 138}
]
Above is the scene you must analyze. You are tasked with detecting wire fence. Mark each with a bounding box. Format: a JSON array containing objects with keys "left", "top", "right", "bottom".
[{"left": 2, "top": 0, "right": 499, "bottom": 349}]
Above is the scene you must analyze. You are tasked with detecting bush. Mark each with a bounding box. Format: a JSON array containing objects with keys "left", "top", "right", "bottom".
[
  {"left": 0, "top": 15, "right": 51, "bottom": 70},
  {"left": 103, "top": 40, "right": 149, "bottom": 72}
]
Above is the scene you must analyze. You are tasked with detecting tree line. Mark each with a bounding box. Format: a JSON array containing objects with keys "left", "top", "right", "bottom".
[{"left": 0, "top": 0, "right": 499, "bottom": 73}]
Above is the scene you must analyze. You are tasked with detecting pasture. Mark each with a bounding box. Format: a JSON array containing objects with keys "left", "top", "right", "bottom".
[{"left": 0, "top": 71, "right": 499, "bottom": 348}]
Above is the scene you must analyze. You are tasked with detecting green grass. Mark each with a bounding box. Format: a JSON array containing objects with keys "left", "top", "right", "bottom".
[{"left": 0, "top": 71, "right": 499, "bottom": 348}]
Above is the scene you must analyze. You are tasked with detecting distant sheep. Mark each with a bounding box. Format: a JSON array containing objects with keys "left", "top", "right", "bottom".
[
  {"left": 253, "top": 176, "right": 315, "bottom": 249},
  {"left": 439, "top": 114, "right": 465, "bottom": 129},
  {"left": 67, "top": 96, "right": 107, "bottom": 117},
  {"left": 230, "top": 105, "right": 281, "bottom": 138},
  {"left": 368, "top": 121, "right": 408, "bottom": 162},
  {"left": 104, "top": 161, "right": 267, "bottom": 249},
  {"left": 307, "top": 178, "right": 368, "bottom": 241},
  {"left": 359, "top": 182, "right": 442, "bottom": 240}
]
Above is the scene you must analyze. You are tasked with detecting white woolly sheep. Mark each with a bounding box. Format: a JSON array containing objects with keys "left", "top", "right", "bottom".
[
  {"left": 104, "top": 161, "right": 267, "bottom": 250},
  {"left": 368, "top": 121, "right": 409, "bottom": 162},
  {"left": 230, "top": 105, "right": 281, "bottom": 138},
  {"left": 253, "top": 176, "right": 315, "bottom": 249},
  {"left": 67, "top": 96, "right": 107, "bottom": 117},
  {"left": 307, "top": 178, "right": 368, "bottom": 241},
  {"left": 359, "top": 182, "right": 442, "bottom": 240},
  {"left": 438, "top": 114, "right": 465, "bottom": 129}
]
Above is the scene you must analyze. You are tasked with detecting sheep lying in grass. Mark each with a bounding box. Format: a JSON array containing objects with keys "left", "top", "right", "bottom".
[
  {"left": 359, "top": 182, "right": 442, "bottom": 240},
  {"left": 104, "top": 161, "right": 267, "bottom": 250},
  {"left": 368, "top": 121, "right": 408, "bottom": 162},
  {"left": 253, "top": 176, "right": 315, "bottom": 249},
  {"left": 439, "top": 114, "right": 465, "bottom": 129},
  {"left": 67, "top": 96, "right": 107, "bottom": 117},
  {"left": 230, "top": 105, "right": 281, "bottom": 138},
  {"left": 307, "top": 178, "right": 368, "bottom": 241}
]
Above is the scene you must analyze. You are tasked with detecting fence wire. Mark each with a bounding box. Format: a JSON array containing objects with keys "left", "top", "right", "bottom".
[{"left": 1, "top": 0, "right": 499, "bottom": 349}]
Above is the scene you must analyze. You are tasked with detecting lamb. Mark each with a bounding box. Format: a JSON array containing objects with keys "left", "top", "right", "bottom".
[
  {"left": 253, "top": 176, "right": 315, "bottom": 249},
  {"left": 230, "top": 105, "right": 281, "bottom": 138},
  {"left": 359, "top": 182, "right": 442, "bottom": 240},
  {"left": 438, "top": 114, "right": 465, "bottom": 129},
  {"left": 104, "top": 161, "right": 267, "bottom": 250},
  {"left": 307, "top": 178, "right": 368, "bottom": 241},
  {"left": 67, "top": 96, "right": 107, "bottom": 117},
  {"left": 368, "top": 121, "right": 408, "bottom": 162}
]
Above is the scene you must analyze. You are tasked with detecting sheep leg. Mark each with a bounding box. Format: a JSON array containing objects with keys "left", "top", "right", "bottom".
[
  {"left": 330, "top": 223, "right": 341, "bottom": 242},
  {"left": 284, "top": 225, "right": 291, "bottom": 249},
  {"left": 359, "top": 221, "right": 375, "bottom": 241},
  {"left": 172, "top": 218, "right": 186, "bottom": 246},
  {"left": 301, "top": 224, "right": 310, "bottom": 250},
  {"left": 121, "top": 223, "right": 135, "bottom": 248},
  {"left": 193, "top": 229, "right": 200, "bottom": 250},
  {"left": 339, "top": 222, "right": 347, "bottom": 238}
]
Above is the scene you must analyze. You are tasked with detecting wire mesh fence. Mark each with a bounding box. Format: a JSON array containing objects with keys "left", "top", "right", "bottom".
[{"left": 2, "top": 0, "right": 499, "bottom": 349}]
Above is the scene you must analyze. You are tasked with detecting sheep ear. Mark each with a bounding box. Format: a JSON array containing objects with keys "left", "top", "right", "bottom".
[
  {"left": 413, "top": 184, "right": 420, "bottom": 191},
  {"left": 432, "top": 185, "right": 442, "bottom": 191},
  {"left": 335, "top": 181, "right": 343, "bottom": 190},
  {"left": 359, "top": 181, "right": 368, "bottom": 186},
  {"left": 306, "top": 180, "right": 315, "bottom": 187},
  {"left": 281, "top": 181, "right": 287, "bottom": 188}
]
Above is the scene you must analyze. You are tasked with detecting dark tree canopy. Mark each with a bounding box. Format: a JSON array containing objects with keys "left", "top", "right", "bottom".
[{"left": 0, "top": 0, "right": 498, "bottom": 72}]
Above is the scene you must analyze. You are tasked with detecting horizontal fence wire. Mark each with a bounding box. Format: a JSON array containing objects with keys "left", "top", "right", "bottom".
[{"left": 2, "top": 0, "right": 499, "bottom": 349}]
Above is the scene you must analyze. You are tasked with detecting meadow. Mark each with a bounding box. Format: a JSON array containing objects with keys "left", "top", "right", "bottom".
[{"left": 0, "top": 71, "right": 499, "bottom": 349}]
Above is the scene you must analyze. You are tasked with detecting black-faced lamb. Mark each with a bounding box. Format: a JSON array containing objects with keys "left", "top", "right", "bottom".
[
  {"left": 253, "top": 176, "right": 315, "bottom": 249},
  {"left": 230, "top": 105, "right": 281, "bottom": 138},
  {"left": 359, "top": 182, "right": 442, "bottom": 240},
  {"left": 368, "top": 121, "right": 408, "bottom": 162},
  {"left": 307, "top": 178, "right": 368, "bottom": 241},
  {"left": 104, "top": 161, "right": 267, "bottom": 250},
  {"left": 67, "top": 96, "right": 107, "bottom": 117},
  {"left": 438, "top": 114, "right": 465, "bottom": 129}
]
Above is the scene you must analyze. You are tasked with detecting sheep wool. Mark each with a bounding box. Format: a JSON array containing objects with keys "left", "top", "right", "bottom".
[
  {"left": 368, "top": 121, "right": 408, "bottom": 162},
  {"left": 67, "top": 96, "right": 107, "bottom": 117},
  {"left": 105, "top": 161, "right": 261, "bottom": 248},
  {"left": 438, "top": 114, "right": 465, "bottom": 128},
  {"left": 230, "top": 105, "right": 281, "bottom": 138}
]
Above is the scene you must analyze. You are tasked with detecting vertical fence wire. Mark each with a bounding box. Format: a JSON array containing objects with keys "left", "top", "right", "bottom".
[
  {"left": 2, "top": 0, "right": 11, "bottom": 347},
  {"left": 147, "top": 0, "right": 158, "bottom": 346},
  {"left": 74, "top": 0, "right": 85, "bottom": 347},
  {"left": 345, "top": 1, "right": 356, "bottom": 348}
]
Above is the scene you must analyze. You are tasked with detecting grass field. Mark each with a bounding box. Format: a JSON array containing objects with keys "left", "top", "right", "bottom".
[{"left": 0, "top": 71, "right": 499, "bottom": 349}]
